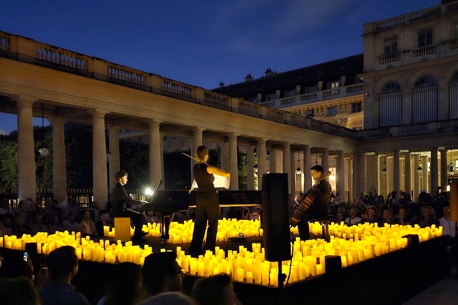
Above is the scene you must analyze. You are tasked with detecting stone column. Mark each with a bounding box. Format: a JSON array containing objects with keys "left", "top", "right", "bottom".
[
  {"left": 256, "top": 138, "right": 267, "bottom": 190},
  {"left": 321, "top": 148, "right": 329, "bottom": 172},
  {"left": 293, "top": 149, "right": 303, "bottom": 194},
  {"left": 440, "top": 149, "right": 448, "bottom": 190},
  {"left": 191, "top": 127, "right": 204, "bottom": 183},
  {"left": 355, "top": 152, "right": 366, "bottom": 197},
  {"left": 430, "top": 147, "right": 438, "bottom": 194},
  {"left": 282, "top": 142, "right": 292, "bottom": 194},
  {"left": 346, "top": 156, "right": 354, "bottom": 203},
  {"left": 269, "top": 148, "right": 278, "bottom": 173},
  {"left": 404, "top": 151, "right": 411, "bottom": 196},
  {"left": 304, "top": 145, "right": 312, "bottom": 191},
  {"left": 421, "top": 155, "right": 429, "bottom": 193},
  {"left": 149, "top": 120, "right": 162, "bottom": 189},
  {"left": 393, "top": 149, "right": 400, "bottom": 199},
  {"left": 228, "top": 133, "right": 239, "bottom": 190},
  {"left": 17, "top": 96, "right": 37, "bottom": 201},
  {"left": 336, "top": 150, "right": 345, "bottom": 197},
  {"left": 246, "top": 144, "right": 255, "bottom": 190},
  {"left": 50, "top": 117, "right": 67, "bottom": 202},
  {"left": 413, "top": 154, "right": 420, "bottom": 198},
  {"left": 108, "top": 126, "right": 121, "bottom": 194},
  {"left": 221, "top": 140, "right": 229, "bottom": 171},
  {"left": 91, "top": 109, "right": 108, "bottom": 209}
]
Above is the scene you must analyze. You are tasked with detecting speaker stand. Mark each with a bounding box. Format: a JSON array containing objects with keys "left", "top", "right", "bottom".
[{"left": 277, "top": 260, "right": 287, "bottom": 305}]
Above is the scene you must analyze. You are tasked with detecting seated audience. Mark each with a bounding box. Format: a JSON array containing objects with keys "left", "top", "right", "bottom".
[
  {"left": 335, "top": 212, "right": 346, "bottom": 224},
  {"left": 78, "top": 210, "right": 98, "bottom": 237},
  {"left": 361, "top": 206, "right": 382, "bottom": 226},
  {"left": 393, "top": 207, "right": 412, "bottom": 225},
  {"left": 63, "top": 212, "right": 79, "bottom": 233},
  {"left": 0, "top": 202, "right": 14, "bottom": 216},
  {"left": 191, "top": 273, "right": 242, "bottom": 305},
  {"left": 47, "top": 214, "right": 64, "bottom": 234},
  {"left": 417, "top": 206, "right": 440, "bottom": 228},
  {"left": 140, "top": 252, "right": 183, "bottom": 300},
  {"left": 30, "top": 214, "right": 49, "bottom": 235},
  {"left": 344, "top": 208, "right": 362, "bottom": 226},
  {"left": 12, "top": 215, "right": 31, "bottom": 236},
  {"left": 95, "top": 210, "right": 112, "bottom": 237},
  {"left": 144, "top": 211, "right": 159, "bottom": 224},
  {"left": 97, "top": 262, "right": 144, "bottom": 305},
  {"left": 439, "top": 205, "right": 456, "bottom": 238},
  {"left": 0, "top": 214, "right": 13, "bottom": 236},
  {"left": 40, "top": 245, "right": 90, "bottom": 305},
  {"left": 380, "top": 208, "right": 395, "bottom": 226}
]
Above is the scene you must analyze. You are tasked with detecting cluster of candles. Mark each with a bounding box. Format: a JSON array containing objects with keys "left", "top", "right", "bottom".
[
  {"left": 103, "top": 218, "right": 263, "bottom": 243},
  {"left": 0, "top": 220, "right": 443, "bottom": 287}
]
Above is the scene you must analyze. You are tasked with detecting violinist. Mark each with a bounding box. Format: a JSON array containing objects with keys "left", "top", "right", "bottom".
[
  {"left": 290, "top": 165, "right": 331, "bottom": 240},
  {"left": 188, "top": 145, "right": 230, "bottom": 257}
]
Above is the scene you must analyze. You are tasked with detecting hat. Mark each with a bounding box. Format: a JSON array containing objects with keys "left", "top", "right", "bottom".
[{"left": 310, "top": 165, "right": 324, "bottom": 173}]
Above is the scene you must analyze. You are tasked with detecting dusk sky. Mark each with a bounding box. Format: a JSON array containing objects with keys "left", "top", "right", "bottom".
[{"left": 0, "top": 0, "right": 441, "bottom": 134}]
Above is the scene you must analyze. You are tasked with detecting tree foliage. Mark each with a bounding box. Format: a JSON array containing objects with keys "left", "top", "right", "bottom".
[{"left": 0, "top": 127, "right": 251, "bottom": 195}]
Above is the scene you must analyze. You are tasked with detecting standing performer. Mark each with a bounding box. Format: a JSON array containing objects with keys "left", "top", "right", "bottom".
[
  {"left": 290, "top": 165, "right": 331, "bottom": 240},
  {"left": 111, "top": 170, "right": 146, "bottom": 242},
  {"left": 189, "top": 146, "right": 230, "bottom": 257}
]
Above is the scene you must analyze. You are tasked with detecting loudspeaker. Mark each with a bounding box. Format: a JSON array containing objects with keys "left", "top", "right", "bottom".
[
  {"left": 450, "top": 182, "right": 458, "bottom": 222},
  {"left": 262, "top": 173, "right": 292, "bottom": 262}
]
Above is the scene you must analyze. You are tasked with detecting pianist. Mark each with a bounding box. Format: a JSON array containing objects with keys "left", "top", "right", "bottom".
[
  {"left": 189, "top": 145, "right": 230, "bottom": 257},
  {"left": 111, "top": 170, "right": 146, "bottom": 242}
]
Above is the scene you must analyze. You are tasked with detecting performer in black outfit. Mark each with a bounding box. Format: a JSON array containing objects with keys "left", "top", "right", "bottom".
[
  {"left": 111, "top": 170, "right": 146, "bottom": 242},
  {"left": 290, "top": 165, "right": 331, "bottom": 240},
  {"left": 189, "top": 146, "right": 230, "bottom": 257}
]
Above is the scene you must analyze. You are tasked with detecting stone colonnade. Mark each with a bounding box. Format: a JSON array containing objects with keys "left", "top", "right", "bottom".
[{"left": 15, "top": 100, "right": 352, "bottom": 208}]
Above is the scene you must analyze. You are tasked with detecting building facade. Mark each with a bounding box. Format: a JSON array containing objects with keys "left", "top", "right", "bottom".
[{"left": 0, "top": 1, "right": 457, "bottom": 207}]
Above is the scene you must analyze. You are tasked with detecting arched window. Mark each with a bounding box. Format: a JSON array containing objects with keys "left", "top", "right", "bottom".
[
  {"left": 414, "top": 75, "right": 437, "bottom": 88},
  {"left": 381, "top": 82, "right": 401, "bottom": 94},
  {"left": 412, "top": 75, "right": 438, "bottom": 123},
  {"left": 379, "top": 81, "right": 402, "bottom": 127}
]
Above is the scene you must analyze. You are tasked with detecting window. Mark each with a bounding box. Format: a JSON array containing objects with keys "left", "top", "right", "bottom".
[
  {"left": 327, "top": 106, "right": 337, "bottom": 116},
  {"left": 351, "top": 103, "right": 362, "bottom": 113},
  {"left": 265, "top": 93, "right": 277, "bottom": 101},
  {"left": 414, "top": 75, "right": 437, "bottom": 88},
  {"left": 305, "top": 110, "right": 314, "bottom": 118},
  {"left": 384, "top": 37, "right": 398, "bottom": 54},
  {"left": 381, "top": 82, "right": 401, "bottom": 94},
  {"left": 418, "top": 28, "right": 433, "bottom": 47},
  {"left": 327, "top": 81, "right": 340, "bottom": 90},
  {"left": 250, "top": 97, "right": 258, "bottom": 103},
  {"left": 308, "top": 85, "right": 319, "bottom": 93},
  {"left": 284, "top": 89, "right": 296, "bottom": 97}
]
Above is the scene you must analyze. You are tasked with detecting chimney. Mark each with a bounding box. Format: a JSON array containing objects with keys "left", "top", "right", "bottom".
[
  {"left": 219, "top": 81, "right": 225, "bottom": 88},
  {"left": 245, "top": 74, "right": 253, "bottom": 82},
  {"left": 265, "top": 68, "right": 274, "bottom": 77}
]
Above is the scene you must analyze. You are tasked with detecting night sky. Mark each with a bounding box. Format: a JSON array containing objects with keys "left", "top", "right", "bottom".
[{"left": 0, "top": 0, "right": 442, "bottom": 133}]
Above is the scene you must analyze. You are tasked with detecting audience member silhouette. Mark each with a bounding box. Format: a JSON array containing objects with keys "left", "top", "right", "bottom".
[
  {"left": 191, "top": 273, "right": 242, "bottom": 305},
  {"left": 0, "top": 276, "right": 40, "bottom": 305},
  {"left": 137, "top": 291, "right": 195, "bottom": 305},
  {"left": 97, "top": 262, "right": 144, "bottom": 305},
  {"left": 40, "top": 245, "right": 90, "bottom": 305},
  {"left": 140, "top": 252, "right": 183, "bottom": 301}
]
